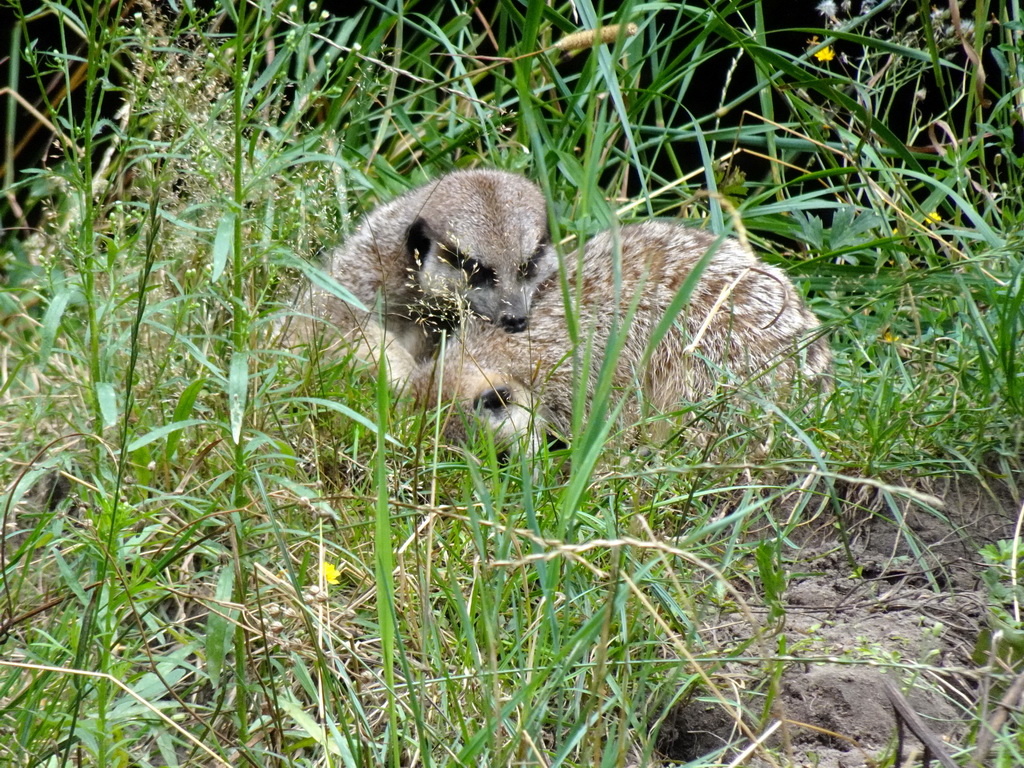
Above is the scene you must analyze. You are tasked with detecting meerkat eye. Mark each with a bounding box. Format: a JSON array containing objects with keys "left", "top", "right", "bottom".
[
  {"left": 474, "top": 386, "right": 513, "bottom": 413},
  {"left": 463, "top": 258, "right": 496, "bottom": 287},
  {"left": 436, "top": 243, "right": 464, "bottom": 268},
  {"left": 433, "top": 240, "right": 495, "bottom": 286},
  {"left": 519, "top": 242, "right": 547, "bottom": 280}
]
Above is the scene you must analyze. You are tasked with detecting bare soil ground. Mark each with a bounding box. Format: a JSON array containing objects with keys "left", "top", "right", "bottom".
[{"left": 657, "top": 471, "right": 1022, "bottom": 767}]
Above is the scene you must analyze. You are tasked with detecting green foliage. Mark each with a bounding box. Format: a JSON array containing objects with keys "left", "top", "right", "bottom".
[{"left": 1, "top": 0, "right": 1021, "bottom": 766}]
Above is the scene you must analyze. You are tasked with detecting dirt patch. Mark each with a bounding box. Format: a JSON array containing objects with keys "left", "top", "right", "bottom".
[{"left": 657, "top": 472, "right": 1021, "bottom": 767}]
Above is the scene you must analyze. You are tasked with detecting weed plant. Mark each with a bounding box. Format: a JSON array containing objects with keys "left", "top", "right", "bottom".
[{"left": 1, "top": 0, "right": 1022, "bottom": 766}]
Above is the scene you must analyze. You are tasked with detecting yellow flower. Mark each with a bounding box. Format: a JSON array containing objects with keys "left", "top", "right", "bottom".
[
  {"left": 923, "top": 211, "right": 942, "bottom": 225},
  {"left": 322, "top": 561, "right": 340, "bottom": 585},
  {"left": 814, "top": 45, "right": 836, "bottom": 62}
]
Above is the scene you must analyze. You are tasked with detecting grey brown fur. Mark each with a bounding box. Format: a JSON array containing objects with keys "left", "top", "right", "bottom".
[
  {"left": 289, "top": 169, "right": 556, "bottom": 383},
  {"left": 418, "top": 221, "right": 831, "bottom": 447}
]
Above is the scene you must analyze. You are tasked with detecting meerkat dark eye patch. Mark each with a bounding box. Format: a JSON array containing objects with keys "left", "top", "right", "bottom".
[
  {"left": 474, "top": 386, "right": 513, "bottom": 413},
  {"left": 463, "top": 258, "right": 496, "bottom": 287},
  {"left": 519, "top": 240, "right": 549, "bottom": 280},
  {"left": 435, "top": 242, "right": 466, "bottom": 268},
  {"left": 406, "top": 218, "right": 436, "bottom": 267},
  {"left": 426, "top": 237, "right": 496, "bottom": 286}
]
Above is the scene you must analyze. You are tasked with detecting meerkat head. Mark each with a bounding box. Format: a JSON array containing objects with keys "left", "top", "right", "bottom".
[
  {"left": 413, "top": 341, "right": 546, "bottom": 454},
  {"left": 404, "top": 170, "right": 556, "bottom": 333},
  {"left": 457, "top": 375, "right": 542, "bottom": 452}
]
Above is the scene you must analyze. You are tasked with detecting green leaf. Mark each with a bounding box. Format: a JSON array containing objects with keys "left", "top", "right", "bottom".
[
  {"left": 205, "top": 566, "right": 235, "bottom": 689},
  {"left": 228, "top": 350, "right": 248, "bottom": 445},
  {"left": 53, "top": 547, "right": 90, "bottom": 606},
  {"left": 755, "top": 541, "right": 787, "bottom": 623},
  {"left": 132, "top": 442, "right": 152, "bottom": 486},
  {"left": 211, "top": 210, "right": 235, "bottom": 283},
  {"left": 286, "top": 253, "right": 366, "bottom": 312},
  {"left": 96, "top": 382, "right": 118, "bottom": 428},
  {"left": 279, "top": 396, "right": 404, "bottom": 448},
  {"left": 39, "top": 286, "right": 72, "bottom": 364},
  {"left": 166, "top": 378, "right": 206, "bottom": 459},
  {"left": 279, "top": 695, "right": 357, "bottom": 765},
  {"left": 125, "top": 419, "right": 208, "bottom": 453}
]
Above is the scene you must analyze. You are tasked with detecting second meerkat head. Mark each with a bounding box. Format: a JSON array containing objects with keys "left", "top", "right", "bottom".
[
  {"left": 404, "top": 169, "right": 556, "bottom": 333},
  {"left": 444, "top": 366, "right": 545, "bottom": 452}
]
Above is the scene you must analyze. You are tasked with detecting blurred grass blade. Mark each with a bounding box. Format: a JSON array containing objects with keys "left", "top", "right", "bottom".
[
  {"left": 205, "top": 565, "right": 235, "bottom": 689},
  {"left": 211, "top": 209, "right": 235, "bottom": 283},
  {"left": 39, "top": 284, "right": 72, "bottom": 364},
  {"left": 95, "top": 381, "right": 118, "bottom": 428},
  {"left": 228, "top": 349, "right": 248, "bottom": 445},
  {"left": 166, "top": 378, "right": 206, "bottom": 459},
  {"left": 125, "top": 419, "right": 208, "bottom": 453}
]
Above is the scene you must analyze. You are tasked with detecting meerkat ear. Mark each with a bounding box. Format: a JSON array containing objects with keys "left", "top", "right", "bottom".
[{"left": 406, "top": 218, "right": 436, "bottom": 268}]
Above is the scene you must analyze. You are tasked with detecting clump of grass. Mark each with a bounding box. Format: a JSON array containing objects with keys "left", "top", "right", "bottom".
[{"left": 1, "top": 0, "right": 1021, "bottom": 766}]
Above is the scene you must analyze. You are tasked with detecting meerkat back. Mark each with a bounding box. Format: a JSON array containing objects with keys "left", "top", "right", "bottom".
[{"left": 424, "top": 220, "right": 831, "bottom": 447}]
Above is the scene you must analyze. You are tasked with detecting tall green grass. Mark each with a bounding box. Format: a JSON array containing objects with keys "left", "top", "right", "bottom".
[{"left": 1, "top": 0, "right": 1021, "bottom": 766}]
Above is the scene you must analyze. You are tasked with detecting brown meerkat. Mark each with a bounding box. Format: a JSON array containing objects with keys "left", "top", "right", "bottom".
[
  {"left": 417, "top": 220, "right": 832, "bottom": 449},
  {"left": 287, "top": 168, "right": 556, "bottom": 385}
]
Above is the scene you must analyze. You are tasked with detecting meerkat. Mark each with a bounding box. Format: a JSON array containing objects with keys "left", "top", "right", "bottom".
[
  {"left": 417, "top": 220, "right": 832, "bottom": 449},
  {"left": 286, "top": 168, "right": 556, "bottom": 385}
]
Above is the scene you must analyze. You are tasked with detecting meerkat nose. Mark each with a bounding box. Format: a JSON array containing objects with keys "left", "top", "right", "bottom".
[
  {"left": 499, "top": 314, "right": 528, "bottom": 333},
  {"left": 474, "top": 386, "right": 513, "bottom": 413}
]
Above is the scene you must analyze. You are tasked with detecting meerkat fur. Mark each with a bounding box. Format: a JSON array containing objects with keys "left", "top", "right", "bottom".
[
  {"left": 286, "top": 168, "right": 556, "bottom": 385},
  {"left": 419, "top": 220, "right": 832, "bottom": 448}
]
